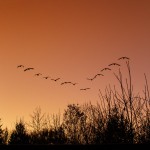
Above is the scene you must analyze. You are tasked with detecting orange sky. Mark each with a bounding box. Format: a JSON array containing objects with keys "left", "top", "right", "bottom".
[{"left": 0, "top": 0, "right": 150, "bottom": 129}]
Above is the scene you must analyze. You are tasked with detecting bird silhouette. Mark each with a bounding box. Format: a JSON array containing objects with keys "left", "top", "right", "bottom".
[
  {"left": 108, "top": 63, "right": 121, "bottom": 66},
  {"left": 24, "top": 68, "right": 28, "bottom": 71},
  {"left": 87, "top": 73, "right": 104, "bottom": 81},
  {"left": 34, "top": 73, "right": 42, "bottom": 76},
  {"left": 94, "top": 73, "right": 104, "bottom": 78},
  {"left": 43, "top": 76, "right": 50, "bottom": 79},
  {"left": 17, "top": 65, "right": 24, "bottom": 68},
  {"left": 61, "top": 81, "right": 72, "bottom": 85},
  {"left": 80, "top": 88, "right": 90, "bottom": 90},
  {"left": 87, "top": 77, "right": 95, "bottom": 81},
  {"left": 71, "top": 82, "right": 78, "bottom": 86},
  {"left": 118, "top": 57, "right": 130, "bottom": 60},
  {"left": 101, "top": 68, "right": 111, "bottom": 72},
  {"left": 51, "top": 78, "right": 60, "bottom": 82},
  {"left": 24, "top": 68, "right": 34, "bottom": 71}
]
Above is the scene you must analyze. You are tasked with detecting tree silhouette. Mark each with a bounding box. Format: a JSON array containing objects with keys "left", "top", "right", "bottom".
[
  {"left": 82, "top": 103, "right": 106, "bottom": 144},
  {"left": 0, "top": 119, "right": 4, "bottom": 144},
  {"left": 8, "top": 120, "right": 29, "bottom": 145},
  {"left": 51, "top": 126, "right": 67, "bottom": 145},
  {"left": 28, "top": 107, "right": 47, "bottom": 133},
  {"left": 62, "top": 104, "right": 87, "bottom": 144},
  {"left": 2, "top": 128, "right": 8, "bottom": 145}
]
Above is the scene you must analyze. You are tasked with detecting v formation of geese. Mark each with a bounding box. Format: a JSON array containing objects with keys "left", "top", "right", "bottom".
[{"left": 17, "top": 56, "right": 129, "bottom": 91}]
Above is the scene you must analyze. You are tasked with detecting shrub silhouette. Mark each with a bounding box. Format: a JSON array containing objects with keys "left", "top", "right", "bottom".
[
  {"left": 139, "top": 115, "right": 150, "bottom": 144},
  {"left": 102, "top": 107, "right": 134, "bottom": 144}
]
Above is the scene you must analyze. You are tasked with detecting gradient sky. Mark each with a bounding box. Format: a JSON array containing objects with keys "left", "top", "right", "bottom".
[{"left": 0, "top": 0, "right": 150, "bottom": 129}]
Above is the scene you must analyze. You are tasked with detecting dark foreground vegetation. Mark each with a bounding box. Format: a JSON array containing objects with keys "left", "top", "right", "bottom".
[{"left": 0, "top": 61, "right": 150, "bottom": 147}]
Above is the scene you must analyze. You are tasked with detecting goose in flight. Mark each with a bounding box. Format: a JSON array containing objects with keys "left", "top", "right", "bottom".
[
  {"left": 43, "top": 76, "right": 50, "bottom": 79},
  {"left": 24, "top": 68, "right": 34, "bottom": 71},
  {"left": 87, "top": 73, "right": 104, "bottom": 81},
  {"left": 108, "top": 63, "right": 121, "bottom": 66},
  {"left": 61, "top": 81, "right": 72, "bottom": 85},
  {"left": 94, "top": 73, "right": 104, "bottom": 78},
  {"left": 71, "top": 82, "right": 78, "bottom": 86},
  {"left": 34, "top": 73, "right": 42, "bottom": 76},
  {"left": 101, "top": 68, "right": 111, "bottom": 72},
  {"left": 51, "top": 78, "right": 60, "bottom": 82},
  {"left": 118, "top": 57, "right": 130, "bottom": 60},
  {"left": 87, "top": 77, "right": 95, "bottom": 81},
  {"left": 17, "top": 65, "right": 24, "bottom": 68},
  {"left": 80, "top": 88, "right": 90, "bottom": 90}
]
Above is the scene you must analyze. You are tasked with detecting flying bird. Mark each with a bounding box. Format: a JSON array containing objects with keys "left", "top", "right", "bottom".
[
  {"left": 51, "top": 78, "right": 60, "bottom": 82},
  {"left": 87, "top": 77, "right": 95, "bottom": 81},
  {"left": 80, "top": 88, "right": 90, "bottom": 90},
  {"left": 108, "top": 63, "right": 121, "bottom": 67},
  {"left": 43, "top": 76, "right": 50, "bottom": 79},
  {"left": 87, "top": 73, "right": 104, "bottom": 81},
  {"left": 118, "top": 57, "right": 130, "bottom": 60},
  {"left": 71, "top": 82, "right": 78, "bottom": 86},
  {"left": 34, "top": 73, "right": 42, "bottom": 76},
  {"left": 94, "top": 73, "right": 104, "bottom": 78},
  {"left": 17, "top": 65, "right": 24, "bottom": 68},
  {"left": 24, "top": 68, "right": 34, "bottom": 71},
  {"left": 101, "top": 68, "right": 111, "bottom": 72},
  {"left": 61, "top": 81, "right": 72, "bottom": 85}
]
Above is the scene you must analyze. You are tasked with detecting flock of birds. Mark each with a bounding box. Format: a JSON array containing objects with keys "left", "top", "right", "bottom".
[{"left": 17, "top": 57, "right": 130, "bottom": 91}]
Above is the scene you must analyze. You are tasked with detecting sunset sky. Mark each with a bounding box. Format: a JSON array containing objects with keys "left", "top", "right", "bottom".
[{"left": 0, "top": 0, "right": 150, "bottom": 129}]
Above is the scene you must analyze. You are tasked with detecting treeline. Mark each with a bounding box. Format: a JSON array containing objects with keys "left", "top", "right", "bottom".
[
  {"left": 0, "top": 61, "right": 150, "bottom": 145},
  {"left": 0, "top": 100, "right": 149, "bottom": 145}
]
